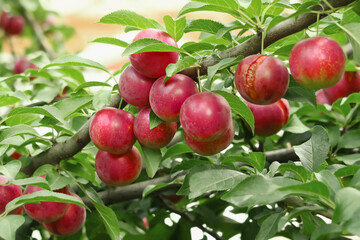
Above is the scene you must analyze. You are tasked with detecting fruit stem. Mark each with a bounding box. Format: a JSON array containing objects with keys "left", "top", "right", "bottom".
[
  {"left": 197, "top": 68, "right": 203, "bottom": 92},
  {"left": 260, "top": 29, "right": 265, "bottom": 55},
  {"left": 316, "top": 12, "right": 320, "bottom": 37},
  {"left": 8, "top": 37, "right": 16, "bottom": 60},
  {"left": 118, "top": 97, "right": 124, "bottom": 109}
]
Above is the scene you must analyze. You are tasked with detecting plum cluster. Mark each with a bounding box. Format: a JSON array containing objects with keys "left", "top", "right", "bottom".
[
  {"left": 0, "top": 175, "right": 86, "bottom": 236},
  {"left": 235, "top": 36, "right": 349, "bottom": 136},
  {"left": 0, "top": 11, "right": 25, "bottom": 36},
  {"left": 235, "top": 54, "right": 290, "bottom": 137},
  {"left": 90, "top": 29, "right": 238, "bottom": 186}
]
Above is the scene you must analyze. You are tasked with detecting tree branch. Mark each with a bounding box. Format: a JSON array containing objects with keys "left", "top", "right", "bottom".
[
  {"left": 17, "top": 2, "right": 56, "bottom": 59},
  {"left": 83, "top": 148, "right": 298, "bottom": 206},
  {"left": 159, "top": 197, "right": 225, "bottom": 240},
  {"left": 21, "top": 0, "right": 352, "bottom": 175},
  {"left": 180, "top": 0, "right": 355, "bottom": 79}
]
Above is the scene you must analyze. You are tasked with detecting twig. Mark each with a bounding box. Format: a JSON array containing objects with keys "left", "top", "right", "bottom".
[
  {"left": 160, "top": 197, "right": 226, "bottom": 240},
  {"left": 180, "top": 0, "right": 355, "bottom": 79},
  {"left": 17, "top": 2, "right": 56, "bottom": 59}
]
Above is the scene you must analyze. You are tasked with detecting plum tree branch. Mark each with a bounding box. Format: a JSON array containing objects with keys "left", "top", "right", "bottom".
[
  {"left": 82, "top": 148, "right": 298, "bottom": 206},
  {"left": 159, "top": 197, "right": 226, "bottom": 240},
  {"left": 180, "top": 0, "right": 356, "bottom": 79},
  {"left": 20, "top": 0, "right": 352, "bottom": 176}
]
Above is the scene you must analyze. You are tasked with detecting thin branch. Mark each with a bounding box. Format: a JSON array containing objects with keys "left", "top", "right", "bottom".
[
  {"left": 82, "top": 148, "right": 298, "bottom": 205},
  {"left": 17, "top": 2, "right": 56, "bottom": 59},
  {"left": 159, "top": 197, "right": 225, "bottom": 240},
  {"left": 83, "top": 173, "right": 185, "bottom": 207},
  {"left": 180, "top": 0, "right": 355, "bottom": 79}
]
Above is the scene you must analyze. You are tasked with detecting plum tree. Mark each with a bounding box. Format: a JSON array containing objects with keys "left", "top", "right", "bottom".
[
  {"left": 1, "top": 0, "right": 360, "bottom": 239},
  {"left": 289, "top": 36, "right": 346, "bottom": 89},
  {"left": 235, "top": 54, "right": 289, "bottom": 104}
]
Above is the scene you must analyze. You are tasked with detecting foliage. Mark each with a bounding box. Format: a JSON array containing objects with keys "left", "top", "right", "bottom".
[{"left": 1, "top": 0, "right": 360, "bottom": 239}]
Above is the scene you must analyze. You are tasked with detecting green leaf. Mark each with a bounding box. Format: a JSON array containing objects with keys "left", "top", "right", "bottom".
[
  {"left": 163, "top": 15, "right": 186, "bottom": 42},
  {"left": 315, "top": 170, "right": 341, "bottom": 199},
  {"left": 92, "top": 202, "right": 121, "bottom": 240},
  {"left": 225, "top": 152, "right": 265, "bottom": 172},
  {"left": 5, "top": 190, "right": 86, "bottom": 215},
  {"left": 282, "top": 114, "right": 310, "bottom": 134},
  {"left": 100, "top": 10, "right": 156, "bottom": 29},
  {"left": 0, "top": 125, "right": 39, "bottom": 143},
  {"left": 184, "top": 19, "right": 232, "bottom": 41},
  {"left": 61, "top": 68, "right": 86, "bottom": 85},
  {"left": 207, "top": 56, "right": 242, "bottom": 83},
  {"left": 294, "top": 126, "right": 329, "bottom": 173},
  {"left": 255, "top": 212, "right": 283, "bottom": 240},
  {"left": 212, "top": 90, "right": 255, "bottom": 133},
  {"left": 334, "top": 165, "right": 360, "bottom": 178},
  {"left": 11, "top": 177, "right": 50, "bottom": 190},
  {"left": 163, "top": 144, "right": 193, "bottom": 160},
  {"left": 43, "top": 55, "right": 111, "bottom": 75},
  {"left": 92, "top": 89, "right": 112, "bottom": 110},
  {"left": 149, "top": 109, "right": 164, "bottom": 130},
  {"left": 192, "top": 0, "right": 240, "bottom": 9},
  {"left": 221, "top": 175, "right": 298, "bottom": 208},
  {"left": 338, "top": 129, "right": 360, "bottom": 149},
  {"left": 0, "top": 215, "right": 25, "bottom": 240},
  {"left": 143, "top": 183, "right": 173, "bottom": 198},
  {"left": 0, "top": 161, "right": 22, "bottom": 180},
  {"left": 181, "top": 41, "right": 215, "bottom": 53},
  {"left": 178, "top": 165, "right": 246, "bottom": 198},
  {"left": 336, "top": 154, "right": 360, "bottom": 165},
  {"left": 141, "top": 145, "right": 162, "bottom": 178},
  {"left": 90, "top": 37, "right": 129, "bottom": 48},
  {"left": 8, "top": 106, "right": 67, "bottom": 125},
  {"left": 278, "top": 163, "right": 311, "bottom": 182},
  {"left": 247, "top": 0, "right": 262, "bottom": 17},
  {"left": 284, "top": 77, "right": 316, "bottom": 106},
  {"left": 0, "top": 95, "right": 20, "bottom": 107},
  {"left": 178, "top": 2, "right": 241, "bottom": 18},
  {"left": 343, "top": 23, "right": 360, "bottom": 63},
  {"left": 333, "top": 187, "right": 360, "bottom": 236},
  {"left": 82, "top": 186, "right": 120, "bottom": 240},
  {"left": 310, "top": 223, "right": 342, "bottom": 240},
  {"left": 122, "top": 39, "right": 184, "bottom": 56},
  {"left": 164, "top": 56, "right": 197, "bottom": 82},
  {"left": 279, "top": 181, "right": 331, "bottom": 204},
  {"left": 278, "top": 205, "right": 325, "bottom": 232},
  {"left": 73, "top": 81, "right": 111, "bottom": 93},
  {"left": 54, "top": 96, "right": 93, "bottom": 118}
]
